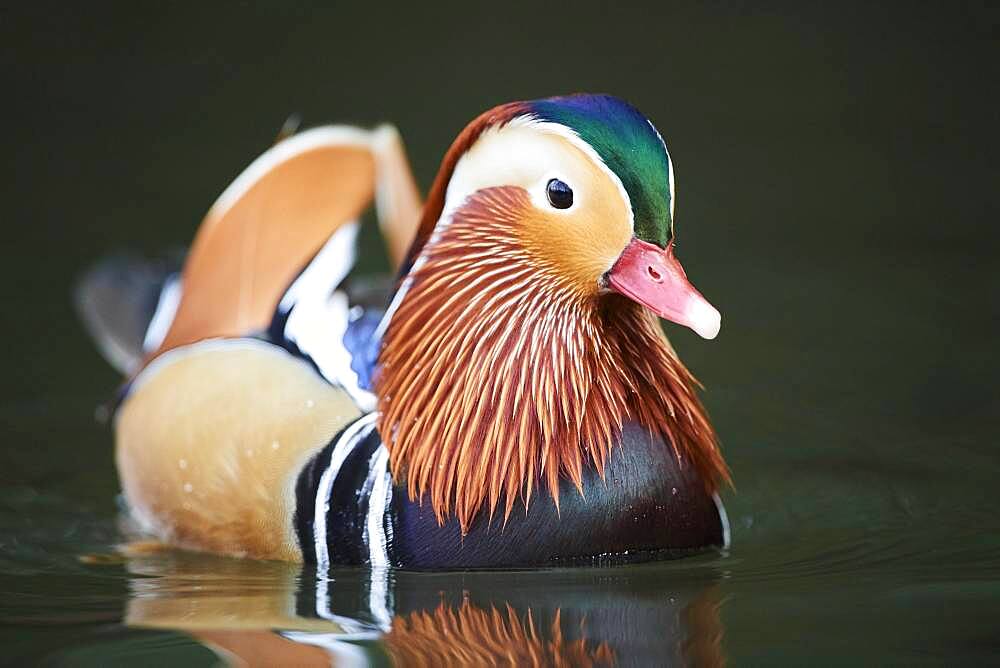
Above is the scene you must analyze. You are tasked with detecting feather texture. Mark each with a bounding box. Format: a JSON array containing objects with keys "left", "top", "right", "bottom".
[{"left": 376, "top": 187, "right": 729, "bottom": 532}]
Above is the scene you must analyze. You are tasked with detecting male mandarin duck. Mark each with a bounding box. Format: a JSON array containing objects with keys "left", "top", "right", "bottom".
[{"left": 77, "top": 94, "right": 731, "bottom": 569}]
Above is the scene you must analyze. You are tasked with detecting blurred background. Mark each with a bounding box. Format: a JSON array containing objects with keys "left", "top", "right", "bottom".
[{"left": 0, "top": 2, "right": 997, "bottom": 664}]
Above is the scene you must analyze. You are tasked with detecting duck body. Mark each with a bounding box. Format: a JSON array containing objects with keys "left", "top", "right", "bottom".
[
  {"left": 79, "top": 94, "right": 731, "bottom": 569},
  {"left": 296, "top": 417, "right": 725, "bottom": 569},
  {"left": 114, "top": 331, "right": 724, "bottom": 569}
]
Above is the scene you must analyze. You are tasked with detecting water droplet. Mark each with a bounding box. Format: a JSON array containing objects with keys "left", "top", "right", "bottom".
[
  {"left": 178, "top": 459, "right": 188, "bottom": 470},
  {"left": 305, "top": 399, "right": 315, "bottom": 408},
  {"left": 245, "top": 448, "right": 254, "bottom": 457},
  {"left": 271, "top": 440, "right": 281, "bottom": 450},
  {"left": 183, "top": 483, "right": 193, "bottom": 493}
]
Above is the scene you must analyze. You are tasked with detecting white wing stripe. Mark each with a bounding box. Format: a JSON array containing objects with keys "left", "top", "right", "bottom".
[{"left": 313, "top": 414, "right": 379, "bottom": 575}]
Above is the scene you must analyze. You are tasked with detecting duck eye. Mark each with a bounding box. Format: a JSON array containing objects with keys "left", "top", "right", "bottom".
[{"left": 545, "top": 178, "right": 573, "bottom": 209}]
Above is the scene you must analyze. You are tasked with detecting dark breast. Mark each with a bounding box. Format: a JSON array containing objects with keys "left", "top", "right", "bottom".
[
  {"left": 295, "top": 421, "right": 726, "bottom": 570},
  {"left": 390, "top": 422, "right": 725, "bottom": 568}
]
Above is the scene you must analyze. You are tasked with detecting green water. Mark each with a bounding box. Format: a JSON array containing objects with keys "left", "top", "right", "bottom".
[{"left": 2, "top": 3, "right": 997, "bottom": 664}]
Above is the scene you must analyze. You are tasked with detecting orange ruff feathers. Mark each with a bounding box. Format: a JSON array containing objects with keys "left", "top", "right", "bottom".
[{"left": 376, "top": 187, "right": 729, "bottom": 532}]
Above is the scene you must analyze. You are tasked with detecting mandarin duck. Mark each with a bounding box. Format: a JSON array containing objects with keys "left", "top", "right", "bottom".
[{"left": 76, "top": 94, "right": 731, "bottom": 569}]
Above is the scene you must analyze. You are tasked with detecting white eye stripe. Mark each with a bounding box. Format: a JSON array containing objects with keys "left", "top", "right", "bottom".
[{"left": 440, "top": 117, "right": 633, "bottom": 231}]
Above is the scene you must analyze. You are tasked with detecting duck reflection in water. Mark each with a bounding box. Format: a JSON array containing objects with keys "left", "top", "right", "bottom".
[{"left": 122, "top": 548, "right": 727, "bottom": 666}]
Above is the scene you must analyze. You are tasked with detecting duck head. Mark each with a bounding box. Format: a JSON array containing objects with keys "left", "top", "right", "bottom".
[
  {"left": 378, "top": 94, "right": 729, "bottom": 531},
  {"left": 402, "top": 93, "right": 720, "bottom": 339}
]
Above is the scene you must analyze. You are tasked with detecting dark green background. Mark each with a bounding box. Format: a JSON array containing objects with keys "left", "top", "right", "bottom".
[{"left": 1, "top": 2, "right": 997, "bottom": 664}]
